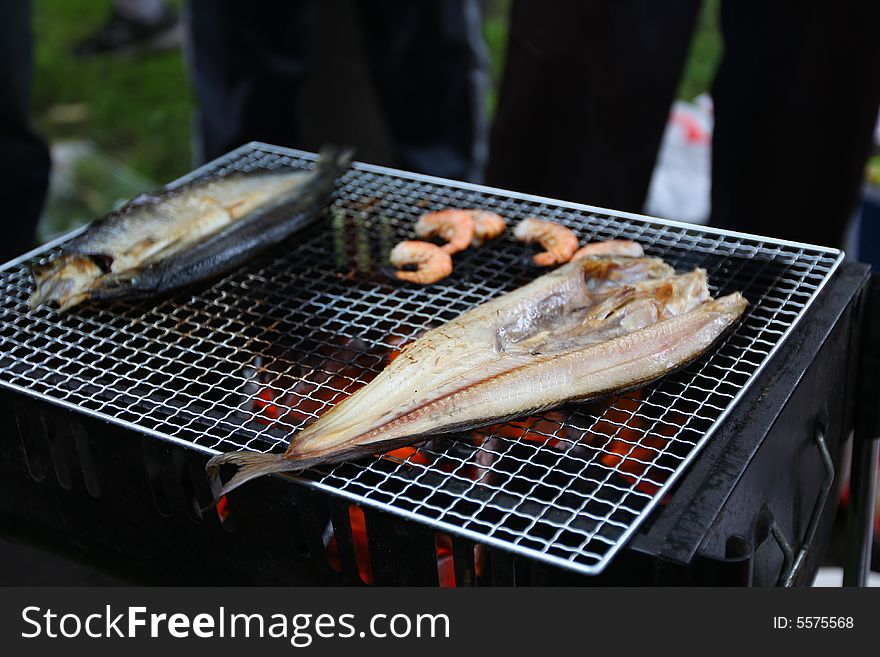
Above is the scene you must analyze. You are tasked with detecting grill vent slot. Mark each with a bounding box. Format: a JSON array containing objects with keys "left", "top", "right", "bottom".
[
  {"left": 72, "top": 423, "right": 101, "bottom": 498},
  {"left": 14, "top": 403, "right": 46, "bottom": 483},
  {"left": 141, "top": 441, "right": 171, "bottom": 518},
  {"left": 42, "top": 414, "right": 72, "bottom": 490},
  {"left": 178, "top": 454, "right": 203, "bottom": 524}
]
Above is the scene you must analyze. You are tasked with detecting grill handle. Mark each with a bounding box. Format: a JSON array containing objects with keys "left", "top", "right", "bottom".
[{"left": 769, "top": 427, "right": 835, "bottom": 587}]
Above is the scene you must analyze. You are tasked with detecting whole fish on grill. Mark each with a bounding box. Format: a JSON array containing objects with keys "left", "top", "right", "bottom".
[
  {"left": 30, "top": 148, "right": 352, "bottom": 310},
  {"left": 207, "top": 254, "right": 747, "bottom": 498}
]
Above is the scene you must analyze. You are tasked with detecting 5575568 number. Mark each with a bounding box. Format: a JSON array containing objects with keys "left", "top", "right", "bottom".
[{"left": 773, "top": 617, "right": 854, "bottom": 629}]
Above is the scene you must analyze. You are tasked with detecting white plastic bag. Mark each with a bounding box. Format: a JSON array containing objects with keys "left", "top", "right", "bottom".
[{"left": 645, "top": 94, "right": 713, "bottom": 225}]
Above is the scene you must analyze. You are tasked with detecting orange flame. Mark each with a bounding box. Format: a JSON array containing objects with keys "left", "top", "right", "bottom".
[{"left": 591, "top": 392, "right": 671, "bottom": 496}]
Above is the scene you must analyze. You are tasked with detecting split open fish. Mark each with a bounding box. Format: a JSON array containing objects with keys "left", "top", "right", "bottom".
[{"left": 207, "top": 254, "right": 747, "bottom": 498}]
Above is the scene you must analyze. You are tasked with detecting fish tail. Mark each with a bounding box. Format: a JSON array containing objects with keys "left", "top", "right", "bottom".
[
  {"left": 318, "top": 144, "right": 354, "bottom": 174},
  {"left": 205, "top": 450, "right": 297, "bottom": 504}
]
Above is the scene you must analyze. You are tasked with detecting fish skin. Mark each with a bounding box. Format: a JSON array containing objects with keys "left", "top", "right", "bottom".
[
  {"left": 29, "top": 149, "right": 349, "bottom": 311},
  {"left": 89, "top": 149, "right": 352, "bottom": 302},
  {"left": 65, "top": 170, "right": 310, "bottom": 260},
  {"left": 207, "top": 255, "right": 748, "bottom": 498}
]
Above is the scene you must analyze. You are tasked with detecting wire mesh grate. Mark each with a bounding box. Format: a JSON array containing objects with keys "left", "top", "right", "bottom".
[{"left": 0, "top": 143, "right": 842, "bottom": 574}]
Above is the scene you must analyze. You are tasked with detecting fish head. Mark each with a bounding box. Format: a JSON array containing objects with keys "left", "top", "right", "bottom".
[{"left": 29, "top": 256, "right": 104, "bottom": 311}]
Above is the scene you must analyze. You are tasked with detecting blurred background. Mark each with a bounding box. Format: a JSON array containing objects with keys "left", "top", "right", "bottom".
[
  {"left": 30, "top": 0, "right": 880, "bottom": 265},
  {"left": 32, "top": 0, "right": 726, "bottom": 239}
]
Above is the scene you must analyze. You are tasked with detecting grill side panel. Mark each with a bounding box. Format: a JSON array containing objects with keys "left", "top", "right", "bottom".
[{"left": 0, "top": 391, "right": 335, "bottom": 585}]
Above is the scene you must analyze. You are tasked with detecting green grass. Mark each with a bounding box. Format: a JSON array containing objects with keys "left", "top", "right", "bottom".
[
  {"left": 33, "top": 0, "right": 193, "bottom": 184},
  {"left": 483, "top": 0, "right": 512, "bottom": 117},
  {"left": 869, "top": 156, "right": 880, "bottom": 187},
  {"left": 677, "top": 0, "right": 723, "bottom": 101},
  {"left": 32, "top": 0, "right": 721, "bottom": 187}
]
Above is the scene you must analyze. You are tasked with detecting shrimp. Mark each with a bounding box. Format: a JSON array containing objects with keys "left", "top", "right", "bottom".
[
  {"left": 572, "top": 239, "right": 644, "bottom": 260},
  {"left": 467, "top": 210, "right": 507, "bottom": 247},
  {"left": 390, "top": 240, "right": 453, "bottom": 284},
  {"left": 513, "top": 218, "right": 579, "bottom": 266},
  {"left": 414, "top": 209, "right": 475, "bottom": 254}
]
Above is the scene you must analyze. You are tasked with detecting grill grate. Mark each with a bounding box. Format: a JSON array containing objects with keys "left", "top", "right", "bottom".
[{"left": 0, "top": 143, "right": 842, "bottom": 575}]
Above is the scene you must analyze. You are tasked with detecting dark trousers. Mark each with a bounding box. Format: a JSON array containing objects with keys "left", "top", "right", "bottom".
[
  {"left": 487, "top": 0, "right": 880, "bottom": 248},
  {"left": 0, "top": 0, "right": 50, "bottom": 262},
  {"left": 186, "top": 0, "right": 488, "bottom": 182}
]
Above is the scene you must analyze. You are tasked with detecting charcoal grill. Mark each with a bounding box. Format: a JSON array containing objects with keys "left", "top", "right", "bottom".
[{"left": 0, "top": 143, "right": 875, "bottom": 585}]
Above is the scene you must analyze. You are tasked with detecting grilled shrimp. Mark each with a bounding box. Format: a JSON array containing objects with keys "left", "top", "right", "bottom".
[
  {"left": 390, "top": 240, "right": 453, "bottom": 284},
  {"left": 414, "top": 209, "right": 475, "bottom": 254},
  {"left": 467, "top": 210, "right": 507, "bottom": 247},
  {"left": 513, "top": 218, "right": 579, "bottom": 266},
  {"left": 572, "top": 240, "right": 644, "bottom": 260}
]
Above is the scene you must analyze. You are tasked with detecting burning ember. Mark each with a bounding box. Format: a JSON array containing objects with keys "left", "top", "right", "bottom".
[
  {"left": 586, "top": 392, "right": 669, "bottom": 496},
  {"left": 324, "top": 504, "right": 374, "bottom": 585}
]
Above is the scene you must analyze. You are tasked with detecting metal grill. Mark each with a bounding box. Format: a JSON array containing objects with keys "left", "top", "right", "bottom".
[{"left": 0, "top": 143, "right": 843, "bottom": 575}]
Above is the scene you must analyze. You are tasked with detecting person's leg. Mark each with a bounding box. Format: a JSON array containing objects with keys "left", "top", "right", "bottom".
[
  {"left": 184, "top": 0, "right": 316, "bottom": 163},
  {"left": 486, "top": 0, "right": 702, "bottom": 212},
  {"left": 355, "top": 0, "right": 489, "bottom": 181},
  {"left": 73, "top": 0, "right": 177, "bottom": 57},
  {"left": 0, "top": 0, "right": 50, "bottom": 262},
  {"left": 711, "top": 0, "right": 880, "bottom": 248},
  {"left": 114, "top": 0, "right": 170, "bottom": 24}
]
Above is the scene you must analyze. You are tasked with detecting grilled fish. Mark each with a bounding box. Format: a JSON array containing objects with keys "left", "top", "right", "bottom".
[
  {"left": 207, "top": 255, "right": 747, "bottom": 498},
  {"left": 30, "top": 148, "right": 351, "bottom": 310}
]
